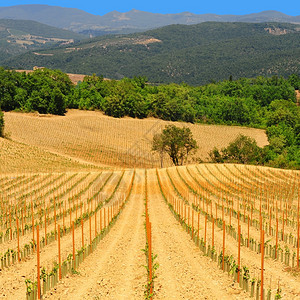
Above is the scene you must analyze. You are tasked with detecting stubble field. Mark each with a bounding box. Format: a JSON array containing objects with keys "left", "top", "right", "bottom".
[{"left": 3, "top": 110, "right": 268, "bottom": 169}]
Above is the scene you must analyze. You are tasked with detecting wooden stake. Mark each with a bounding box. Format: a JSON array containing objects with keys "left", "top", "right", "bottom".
[
  {"left": 17, "top": 216, "right": 20, "bottom": 262},
  {"left": 81, "top": 218, "right": 84, "bottom": 248},
  {"left": 238, "top": 225, "right": 241, "bottom": 283},
  {"left": 275, "top": 218, "right": 278, "bottom": 259},
  {"left": 297, "top": 195, "right": 299, "bottom": 268},
  {"left": 58, "top": 225, "right": 62, "bottom": 280},
  {"left": 104, "top": 208, "right": 106, "bottom": 228},
  {"left": 54, "top": 197, "right": 57, "bottom": 241},
  {"left": 261, "top": 229, "right": 265, "bottom": 300},
  {"left": 192, "top": 209, "right": 194, "bottom": 240},
  {"left": 100, "top": 209, "right": 102, "bottom": 231},
  {"left": 197, "top": 212, "right": 200, "bottom": 241},
  {"left": 212, "top": 217, "right": 215, "bottom": 248},
  {"left": 37, "top": 225, "right": 41, "bottom": 300},
  {"left": 9, "top": 209, "right": 12, "bottom": 240},
  {"left": 148, "top": 222, "right": 153, "bottom": 298},
  {"left": 31, "top": 201, "right": 35, "bottom": 246},
  {"left": 188, "top": 206, "right": 190, "bottom": 233},
  {"left": 44, "top": 207, "right": 47, "bottom": 245},
  {"left": 21, "top": 208, "right": 24, "bottom": 236},
  {"left": 282, "top": 210, "right": 285, "bottom": 241},
  {"left": 247, "top": 215, "right": 250, "bottom": 248},
  {"left": 204, "top": 214, "right": 207, "bottom": 245},
  {"left": 95, "top": 209, "right": 97, "bottom": 236},
  {"left": 89, "top": 215, "right": 92, "bottom": 246},
  {"left": 72, "top": 221, "right": 75, "bottom": 269},
  {"left": 222, "top": 221, "right": 225, "bottom": 271}
]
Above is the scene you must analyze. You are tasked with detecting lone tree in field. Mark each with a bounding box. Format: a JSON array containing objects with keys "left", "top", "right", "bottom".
[{"left": 152, "top": 125, "right": 198, "bottom": 166}]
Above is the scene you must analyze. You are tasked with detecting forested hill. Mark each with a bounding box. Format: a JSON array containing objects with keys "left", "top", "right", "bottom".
[
  {"left": 0, "top": 19, "right": 85, "bottom": 62},
  {"left": 5, "top": 22, "right": 300, "bottom": 85}
]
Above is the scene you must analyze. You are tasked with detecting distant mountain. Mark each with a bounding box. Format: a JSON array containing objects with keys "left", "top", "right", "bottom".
[
  {"left": 0, "top": 5, "right": 299, "bottom": 36},
  {"left": 5, "top": 22, "right": 300, "bottom": 85},
  {"left": 0, "top": 19, "right": 85, "bottom": 61}
]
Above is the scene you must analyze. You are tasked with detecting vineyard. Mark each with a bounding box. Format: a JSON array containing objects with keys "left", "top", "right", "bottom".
[
  {"left": 0, "top": 162, "right": 299, "bottom": 299},
  {"left": 0, "top": 110, "right": 299, "bottom": 299}
]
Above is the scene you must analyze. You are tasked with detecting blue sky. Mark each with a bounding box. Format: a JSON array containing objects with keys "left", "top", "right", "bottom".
[{"left": 0, "top": 0, "right": 299, "bottom": 16}]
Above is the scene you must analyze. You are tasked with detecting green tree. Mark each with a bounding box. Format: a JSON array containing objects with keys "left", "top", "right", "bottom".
[
  {"left": 152, "top": 125, "right": 198, "bottom": 166},
  {"left": 209, "top": 134, "right": 262, "bottom": 164}
]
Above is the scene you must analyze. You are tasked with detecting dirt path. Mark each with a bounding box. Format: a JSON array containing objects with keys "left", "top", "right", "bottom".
[
  {"left": 44, "top": 169, "right": 146, "bottom": 300},
  {"left": 147, "top": 169, "right": 250, "bottom": 300}
]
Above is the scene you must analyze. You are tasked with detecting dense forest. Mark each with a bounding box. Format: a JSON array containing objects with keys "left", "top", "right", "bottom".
[
  {"left": 5, "top": 22, "right": 300, "bottom": 85},
  {"left": 0, "top": 67, "right": 299, "bottom": 169}
]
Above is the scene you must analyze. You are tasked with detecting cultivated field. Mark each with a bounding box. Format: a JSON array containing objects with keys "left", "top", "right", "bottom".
[
  {"left": 4, "top": 110, "right": 268, "bottom": 169},
  {"left": 0, "top": 164, "right": 299, "bottom": 299},
  {"left": 1, "top": 110, "right": 299, "bottom": 300}
]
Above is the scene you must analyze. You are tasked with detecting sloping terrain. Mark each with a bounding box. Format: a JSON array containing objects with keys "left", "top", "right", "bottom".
[
  {"left": 0, "top": 5, "right": 299, "bottom": 35},
  {"left": 3, "top": 110, "right": 268, "bottom": 169},
  {"left": 0, "top": 19, "right": 84, "bottom": 61},
  {"left": 5, "top": 22, "right": 300, "bottom": 84},
  {"left": 0, "top": 106, "right": 298, "bottom": 300}
]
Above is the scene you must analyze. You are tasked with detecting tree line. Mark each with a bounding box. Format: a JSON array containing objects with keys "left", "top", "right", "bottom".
[{"left": 0, "top": 67, "right": 299, "bottom": 168}]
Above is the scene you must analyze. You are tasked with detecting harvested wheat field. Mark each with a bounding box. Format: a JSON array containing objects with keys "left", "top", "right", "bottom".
[
  {"left": 4, "top": 110, "right": 268, "bottom": 168},
  {"left": 1, "top": 110, "right": 299, "bottom": 300}
]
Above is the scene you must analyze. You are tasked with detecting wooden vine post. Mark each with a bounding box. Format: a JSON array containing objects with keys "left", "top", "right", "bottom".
[
  {"left": 81, "top": 218, "right": 84, "bottom": 248},
  {"left": 58, "top": 225, "right": 62, "bottom": 280},
  {"left": 148, "top": 222, "right": 153, "bottom": 299},
  {"left": 237, "top": 225, "right": 241, "bottom": 283},
  {"left": 9, "top": 209, "right": 12, "bottom": 240},
  {"left": 95, "top": 209, "right": 97, "bottom": 236},
  {"left": 282, "top": 210, "right": 285, "bottom": 241},
  {"left": 17, "top": 216, "right": 20, "bottom": 262},
  {"left": 36, "top": 225, "right": 41, "bottom": 300},
  {"left": 191, "top": 209, "right": 194, "bottom": 240},
  {"left": 72, "top": 221, "right": 75, "bottom": 269},
  {"left": 31, "top": 201, "right": 35, "bottom": 247},
  {"left": 54, "top": 197, "right": 57, "bottom": 240},
  {"left": 89, "top": 215, "right": 92, "bottom": 249},
  {"left": 212, "top": 217, "right": 215, "bottom": 248},
  {"left": 204, "top": 214, "right": 207, "bottom": 245},
  {"left": 21, "top": 208, "right": 24, "bottom": 236},
  {"left": 261, "top": 230, "right": 265, "bottom": 300},
  {"left": 275, "top": 218, "right": 278, "bottom": 259},
  {"left": 297, "top": 195, "right": 299, "bottom": 268},
  {"left": 222, "top": 221, "right": 225, "bottom": 270},
  {"left": 247, "top": 215, "right": 250, "bottom": 248},
  {"left": 44, "top": 208, "right": 47, "bottom": 245},
  {"left": 197, "top": 212, "right": 200, "bottom": 241}
]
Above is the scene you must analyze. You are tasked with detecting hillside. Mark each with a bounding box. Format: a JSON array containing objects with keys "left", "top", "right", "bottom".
[
  {"left": 0, "top": 5, "right": 299, "bottom": 35},
  {"left": 5, "top": 22, "right": 300, "bottom": 85},
  {"left": 0, "top": 19, "right": 85, "bottom": 61},
  {"left": 3, "top": 110, "right": 268, "bottom": 169}
]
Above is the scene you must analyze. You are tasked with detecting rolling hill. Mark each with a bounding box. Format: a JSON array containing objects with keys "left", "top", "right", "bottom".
[
  {"left": 0, "top": 19, "right": 85, "bottom": 61},
  {"left": 0, "top": 5, "right": 299, "bottom": 36},
  {"left": 4, "top": 22, "right": 300, "bottom": 85}
]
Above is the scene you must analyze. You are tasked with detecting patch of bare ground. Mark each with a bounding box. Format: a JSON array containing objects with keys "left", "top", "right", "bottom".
[
  {"left": 296, "top": 90, "right": 300, "bottom": 106},
  {"left": 147, "top": 168, "right": 251, "bottom": 299}
]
